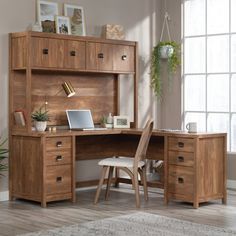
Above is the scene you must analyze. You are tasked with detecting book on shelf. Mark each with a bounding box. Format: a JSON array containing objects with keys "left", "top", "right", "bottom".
[{"left": 14, "top": 110, "right": 26, "bottom": 126}]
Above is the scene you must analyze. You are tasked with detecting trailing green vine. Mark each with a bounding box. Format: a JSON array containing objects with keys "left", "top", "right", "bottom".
[{"left": 151, "top": 41, "right": 180, "bottom": 99}]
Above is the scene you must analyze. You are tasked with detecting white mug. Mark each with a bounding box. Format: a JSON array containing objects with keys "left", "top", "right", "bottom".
[{"left": 186, "top": 122, "right": 197, "bottom": 133}]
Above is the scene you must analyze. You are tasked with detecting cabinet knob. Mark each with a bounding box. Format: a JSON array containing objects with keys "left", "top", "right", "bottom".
[
  {"left": 98, "top": 53, "right": 104, "bottom": 59},
  {"left": 56, "top": 141, "right": 62, "bottom": 147},
  {"left": 42, "top": 48, "right": 49, "bottom": 55},
  {"left": 121, "top": 55, "right": 127, "bottom": 60},
  {"left": 178, "top": 142, "right": 184, "bottom": 148},
  {"left": 56, "top": 155, "right": 63, "bottom": 161},
  {"left": 70, "top": 51, "right": 76, "bottom": 56},
  {"left": 177, "top": 156, "right": 184, "bottom": 162},
  {"left": 178, "top": 177, "right": 184, "bottom": 184},
  {"left": 56, "top": 176, "right": 62, "bottom": 183}
]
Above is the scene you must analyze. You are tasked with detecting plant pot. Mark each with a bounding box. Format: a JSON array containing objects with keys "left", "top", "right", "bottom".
[
  {"left": 159, "top": 45, "right": 174, "bottom": 59},
  {"left": 35, "top": 121, "right": 47, "bottom": 132}
]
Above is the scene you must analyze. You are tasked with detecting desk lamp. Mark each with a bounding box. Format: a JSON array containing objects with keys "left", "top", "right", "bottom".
[{"left": 44, "top": 81, "right": 76, "bottom": 109}]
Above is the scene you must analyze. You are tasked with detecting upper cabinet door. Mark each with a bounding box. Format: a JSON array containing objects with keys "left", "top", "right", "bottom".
[
  {"left": 64, "top": 40, "right": 86, "bottom": 70},
  {"left": 31, "top": 37, "right": 64, "bottom": 68},
  {"left": 113, "top": 45, "right": 135, "bottom": 72},
  {"left": 86, "top": 42, "right": 113, "bottom": 71}
]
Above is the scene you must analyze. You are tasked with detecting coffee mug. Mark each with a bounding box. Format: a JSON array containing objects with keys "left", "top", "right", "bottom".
[{"left": 186, "top": 122, "right": 197, "bottom": 133}]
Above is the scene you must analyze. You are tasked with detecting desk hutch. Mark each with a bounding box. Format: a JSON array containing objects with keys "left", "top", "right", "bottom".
[{"left": 9, "top": 31, "right": 227, "bottom": 208}]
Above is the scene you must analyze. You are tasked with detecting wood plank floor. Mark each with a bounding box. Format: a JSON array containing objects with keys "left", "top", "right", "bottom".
[{"left": 0, "top": 186, "right": 236, "bottom": 236}]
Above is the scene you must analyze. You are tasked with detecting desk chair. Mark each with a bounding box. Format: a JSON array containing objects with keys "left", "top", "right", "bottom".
[{"left": 94, "top": 120, "right": 154, "bottom": 208}]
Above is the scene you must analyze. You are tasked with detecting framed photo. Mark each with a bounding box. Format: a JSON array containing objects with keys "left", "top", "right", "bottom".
[
  {"left": 37, "top": 0, "right": 59, "bottom": 32},
  {"left": 55, "top": 16, "right": 71, "bottom": 35},
  {"left": 113, "top": 116, "right": 130, "bottom": 129},
  {"left": 64, "top": 4, "right": 86, "bottom": 36}
]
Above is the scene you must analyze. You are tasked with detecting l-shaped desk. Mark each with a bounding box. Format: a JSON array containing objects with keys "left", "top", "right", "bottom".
[{"left": 10, "top": 129, "right": 227, "bottom": 208}]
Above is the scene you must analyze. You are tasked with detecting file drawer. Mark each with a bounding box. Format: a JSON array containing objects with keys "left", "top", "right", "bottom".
[
  {"left": 46, "top": 165, "right": 71, "bottom": 195},
  {"left": 168, "top": 165, "right": 194, "bottom": 196}
]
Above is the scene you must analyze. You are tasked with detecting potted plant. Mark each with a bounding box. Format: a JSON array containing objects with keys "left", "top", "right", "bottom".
[
  {"left": 31, "top": 107, "right": 49, "bottom": 132},
  {"left": 150, "top": 41, "right": 180, "bottom": 99},
  {"left": 0, "top": 138, "right": 8, "bottom": 176}
]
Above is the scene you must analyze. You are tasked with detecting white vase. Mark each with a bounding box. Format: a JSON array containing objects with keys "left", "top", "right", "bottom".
[
  {"left": 160, "top": 45, "right": 174, "bottom": 59},
  {"left": 35, "top": 121, "right": 47, "bottom": 132}
]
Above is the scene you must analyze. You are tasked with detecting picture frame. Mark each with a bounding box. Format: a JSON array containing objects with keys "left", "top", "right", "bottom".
[
  {"left": 113, "top": 116, "right": 130, "bottom": 129},
  {"left": 37, "top": 0, "right": 59, "bottom": 33},
  {"left": 55, "top": 16, "right": 71, "bottom": 35},
  {"left": 64, "top": 4, "right": 86, "bottom": 36}
]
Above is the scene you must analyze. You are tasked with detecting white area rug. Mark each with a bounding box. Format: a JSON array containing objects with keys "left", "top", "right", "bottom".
[{"left": 19, "top": 212, "right": 236, "bottom": 236}]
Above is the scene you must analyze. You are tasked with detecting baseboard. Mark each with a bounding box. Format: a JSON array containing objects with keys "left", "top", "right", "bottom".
[
  {"left": 0, "top": 191, "right": 9, "bottom": 201},
  {"left": 227, "top": 180, "right": 236, "bottom": 189}
]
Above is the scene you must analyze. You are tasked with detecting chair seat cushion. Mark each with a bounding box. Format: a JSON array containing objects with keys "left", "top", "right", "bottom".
[{"left": 98, "top": 157, "right": 145, "bottom": 168}]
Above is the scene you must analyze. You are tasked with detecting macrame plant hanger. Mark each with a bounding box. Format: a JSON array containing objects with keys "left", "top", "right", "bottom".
[
  {"left": 160, "top": 12, "right": 171, "bottom": 42},
  {"left": 160, "top": 0, "right": 171, "bottom": 42}
]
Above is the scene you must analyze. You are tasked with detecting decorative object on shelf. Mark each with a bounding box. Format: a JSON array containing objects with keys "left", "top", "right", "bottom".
[
  {"left": 31, "top": 21, "right": 43, "bottom": 32},
  {"left": 64, "top": 4, "right": 86, "bottom": 36},
  {"left": 14, "top": 110, "right": 26, "bottom": 126},
  {"left": 113, "top": 116, "right": 130, "bottom": 129},
  {"left": 150, "top": 7, "right": 180, "bottom": 99},
  {"left": 55, "top": 16, "right": 71, "bottom": 35},
  {"left": 37, "top": 0, "right": 58, "bottom": 33},
  {"left": 32, "top": 107, "right": 49, "bottom": 132},
  {"left": 102, "top": 24, "right": 125, "bottom": 40},
  {"left": 0, "top": 138, "right": 8, "bottom": 176}
]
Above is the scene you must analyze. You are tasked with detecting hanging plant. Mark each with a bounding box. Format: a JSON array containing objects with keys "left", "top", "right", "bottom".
[
  {"left": 150, "top": 10, "right": 181, "bottom": 99},
  {"left": 151, "top": 41, "right": 180, "bottom": 99}
]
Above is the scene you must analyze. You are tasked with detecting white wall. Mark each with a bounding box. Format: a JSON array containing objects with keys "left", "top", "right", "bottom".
[{"left": 0, "top": 0, "right": 162, "bottom": 194}]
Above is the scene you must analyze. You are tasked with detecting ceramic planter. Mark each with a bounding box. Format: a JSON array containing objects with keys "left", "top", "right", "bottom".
[
  {"left": 35, "top": 121, "right": 47, "bottom": 132},
  {"left": 160, "top": 45, "right": 174, "bottom": 59}
]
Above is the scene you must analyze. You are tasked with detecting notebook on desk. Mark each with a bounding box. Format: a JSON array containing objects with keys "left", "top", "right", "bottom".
[{"left": 66, "top": 109, "right": 107, "bottom": 131}]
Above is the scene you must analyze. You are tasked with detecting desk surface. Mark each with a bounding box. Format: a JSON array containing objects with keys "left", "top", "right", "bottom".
[{"left": 12, "top": 128, "right": 227, "bottom": 139}]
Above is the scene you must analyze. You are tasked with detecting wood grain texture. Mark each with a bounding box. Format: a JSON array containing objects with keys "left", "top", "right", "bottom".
[
  {"left": 31, "top": 72, "right": 117, "bottom": 125},
  {"left": 11, "top": 136, "right": 43, "bottom": 201}
]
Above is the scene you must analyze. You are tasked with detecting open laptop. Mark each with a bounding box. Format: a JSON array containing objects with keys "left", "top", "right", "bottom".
[{"left": 66, "top": 109, "right": 107, "bottom": 131}]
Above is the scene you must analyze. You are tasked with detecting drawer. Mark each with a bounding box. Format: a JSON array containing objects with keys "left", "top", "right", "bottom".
[
  {"left": 168, "top": 165, "right": 194, "bottom": 196},
  {"left": 46, "top": 165, "right": 71, "bottom": 195},
  {"left": 45, "top": 150, "right": 72, "bottom": 166},
  {"left": 46, "top": 137, "right": 71, "bottom": 151},
  {"left": 168, "top": 151, "right": 194, "bottom": 167},
  {"left": 168, "top": 137, "right": 194, "bottom": 152}
]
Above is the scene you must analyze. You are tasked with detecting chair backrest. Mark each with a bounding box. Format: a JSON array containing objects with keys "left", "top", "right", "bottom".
[{"left": 133, "top": 119, "right": 154, "bottom": 169}]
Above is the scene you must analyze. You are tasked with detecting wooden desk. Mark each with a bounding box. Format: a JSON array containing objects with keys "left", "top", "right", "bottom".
[{"left": 9, "top": 129, "right": 227, "bottom": 208}]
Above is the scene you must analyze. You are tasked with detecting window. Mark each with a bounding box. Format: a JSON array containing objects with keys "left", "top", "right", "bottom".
[{"left": 182, "top": 0, "right": 236, "bottom": 151}]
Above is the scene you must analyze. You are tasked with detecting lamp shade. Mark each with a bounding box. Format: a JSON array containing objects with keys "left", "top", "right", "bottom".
[{"left": 62, "top": 82, "right": 75, "bottom": 97}]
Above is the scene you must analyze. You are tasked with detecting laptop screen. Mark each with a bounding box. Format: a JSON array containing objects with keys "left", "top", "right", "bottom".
[{"left": 66, "top": 110, "right": 95, "bottom": 129}]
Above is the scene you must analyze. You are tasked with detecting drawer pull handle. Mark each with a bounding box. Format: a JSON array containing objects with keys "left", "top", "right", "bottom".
[
  {"left": 56, "top": 141, "right": 62, "bottom": 147},
  {"left": 121, "top": 55, "right": 127, "bottom": 60},
  {"left": 56, "top": 155, "right": 63, "bottom": 161},
  {"left": 178, "top": 177, "right": 184, "bottom": 184},
  {"left": 98, "top": 53, "right": 104, "bottom": 59},
  {"left": 70, "top": 51, "right": 76, "bottom": 56},
  {"left": 178, "top": 142, "right": 184, "bottom": 148},
  {"left": 177, "top": 156, "right": 184, "bottom": 162},
  {"left": 42, "top": 48, "right": 49, "bottom": 55},
  {"left": 56, "top": 176, "right": 62, "bottom": 183}
]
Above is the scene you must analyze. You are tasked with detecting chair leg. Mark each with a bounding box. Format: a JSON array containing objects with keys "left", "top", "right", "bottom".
[
  {"left": 142, "top": 166, "right": 148, "bottom": 201},
  {"left": 133, "top": 170, "right": 140, "bottom": 208},
  {"left": 105, "top": 166, "right": 114, "bottom": 200},
  {"left": 94, "top": 166, "right": 108, "bottom": 204}
]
